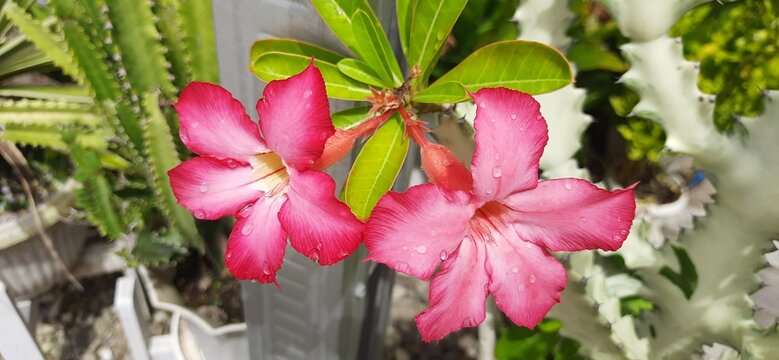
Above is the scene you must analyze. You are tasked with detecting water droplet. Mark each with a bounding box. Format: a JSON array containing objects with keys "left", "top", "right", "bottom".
[
  {"left": 439, "top": 250, "right": 448, "bottom": 261},
  {"left": 510, "top": 113, "right": 517, "bottom": 120},
  {"left": 194, "top": 210, "right": 205, "bottom": 219},
  {"left": 316, "top": 241, "right": 323, "bottom": 250},
  {"left": 494, "top": 153, "right": 500, "bottom": 160},
  {"left": 613, "top": 235, "right": 621, "bottom": 241},
  {"left": 242, "top": 224, "right": 254, "bottom": 235},
  {"left": 429, "top": 230, "right": 439, "bottom": 236},
  {"left": 480, "top": 102, "right": 488, "bottom": 109},
  {"left": 620, "top": 229, "right": 627, "bottom": 235},
  {"left": 486, "top": 188, "right": 493, "bottom": 194},
  {"left": 519, "top": 126, "right": 525, "bottom": 131},
  {"left": 336, "top": 7, "right": 343, "bottom": 15},
  {"left": 394, "top": 261, "right": 410, "bottom": 273},
  {"left": 529, "top": 274, "right": 537, "bottom": 283},
  {"left": 180, "top": 129, "right": 189, "bottom": 143},
  {"left": 226, "top": 252, "right": 232, "bottom": 259},
  {"left": 463, "top": 235, "right": 472, "bottom": 242},
  {"left": 339, "top": 209, "right": 350, "bottom": 217},
  {"left": 525, "top": 242, "right": 533, "bottom": 249},
  {"left": 579, "top": 216, "right": 587, "bottom": 222},
  {"left": 436, "top": 32, "right": 444, "bottom": 41},
  {"left": 511, "top": 266, "right": 519, "bottom": 274},
  {"left": 226, "top": 159, "right": 238, "bottom": 168},
  {"left": 199, "top": 182, "right": 209, "bottom": 193},
  {"left": 415, "top": 245, "right": 427, "bottom": 254},
  {"left": 262, "top": 262, "right": 272, "bottom": 275},
  {"left": 518, "top": 284, "right": 525, "bottom": 290},
  {"left": 303, "top": 90, "right": 313, "bottom": 98},
  {"left": 492, "top": 166, "right": 503, "bottom": 178},
  {"left": 402, "top": 246, "right": 408, "bottom": 251},
  {"left": 564, "top": 183, "right": 573, "bottom": 191},
  {"left": 442, "top": 159, "right": 453, "bottom": 167},
  {"left": 192, "top": 122, "right": 200, "bottom": 128}
]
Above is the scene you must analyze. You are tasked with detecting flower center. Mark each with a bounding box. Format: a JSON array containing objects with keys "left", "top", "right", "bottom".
[
  {"left": 468, "top": 201, "right": 513, "bottom": 242},
  {"left": 249, "top": 152, "right": 289, "bottom": 197}
]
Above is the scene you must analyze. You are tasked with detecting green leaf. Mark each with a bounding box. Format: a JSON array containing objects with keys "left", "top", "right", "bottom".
[
  {"left": 141, "top": 92, "right": 203, "bottom": 251},
  {"left": 310, "top": 0, "right": 376, "bottom": 55},
  {"left": 566, "top": 41, "right": 628, "bottom": 72},
  {"left": 350, "top": 10, "right": 403, "bottom": 87},
  {"left": 414, "top": 41, "right": 572, "bottom": 103},
  {"left": 396, "top": 0, "right": 413, "bottom": 55},
  {"left": 620, "top": 295, "right": 654, "bottom": 317},
  {"left": 406, "top": 0, "right": 468, "bottom": 80},
  {"left": 251, "top": 44, "right": 371, "bottom": 101},
  {"left": 332, "top": 105, "right": 372, "bottom": 129},
  {"left": 343, "top": 114, "right": 409, "bottom": 220},
  {"left": 660, "top": 246, "right": 699, "bottom": 299},
  {"left": 337, "top": 58, "right": 385, "bottom": 87}
]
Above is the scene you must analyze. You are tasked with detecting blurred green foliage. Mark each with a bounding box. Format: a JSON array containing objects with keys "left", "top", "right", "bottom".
[
  {"left": 495, "top": 319, "right": 585, "bottom": 360},
  {"left": 671, "top": 0, "right": 779, "bottom": 131}
]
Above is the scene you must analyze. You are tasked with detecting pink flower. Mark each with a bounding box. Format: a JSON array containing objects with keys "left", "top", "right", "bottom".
[
  {"left": 364, "top": 88, "right": 636, "bottom": 341},
  {"left": 168, "top": 64, "right": 364, "bottom": 284}
]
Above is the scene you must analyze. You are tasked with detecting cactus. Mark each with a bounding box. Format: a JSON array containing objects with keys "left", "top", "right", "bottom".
[
  {"left": 510, "top": 0, "right": 779, "bottom": 358},
  {"left": 0, "top": 0, "right": 218, "bottom": 264}
]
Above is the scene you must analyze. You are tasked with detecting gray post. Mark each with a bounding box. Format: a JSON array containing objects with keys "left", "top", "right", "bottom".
[{"left": 211, "top": 1, "right": 402, "bottom": 359}]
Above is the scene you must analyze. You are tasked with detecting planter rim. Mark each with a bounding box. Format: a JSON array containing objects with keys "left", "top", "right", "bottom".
[{"left": 0, "top": 179, "right": 78, "bottom": 251}]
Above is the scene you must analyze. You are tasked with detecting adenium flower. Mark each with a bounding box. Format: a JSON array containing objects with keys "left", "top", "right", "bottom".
[
  {"left": 365, "top": 88, "right": 636, "bottom": 341},
  {"left": 168, "top": 63, "right": 363, "bottom": 283}
]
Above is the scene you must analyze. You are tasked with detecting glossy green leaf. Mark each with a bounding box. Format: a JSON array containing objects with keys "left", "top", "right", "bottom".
[
  {"left": 332, "top": 105, "right": 371, "bottom": 129},
  {"left": 344, "top": 114, "right": 409, "bottom": 220},
  {"left": 414, "top": 41, "right": 572, "bottom": 103},
  {"left": 251, "top": 39, "right": 371, "bottom": 101},
  {"left": 337, "top": 58, "right": 385, "bottom": 87},
  {"left": 310, "top": 0, "right": 377, "bottom": 55},
  {"left": 406, "top": 0, "right": 468, "bottom": 80},
  {"left": 396, "top": 0, "right": 413, "bottom": 55},
  {"left": 250, "top": 38, "right": 344, "bottom": 66},
  {"left": 567, "top": 41, "right": 628, "bottom": 72},
  {"left": 351, "top": 10, "right": 403, "bottom": 87}
]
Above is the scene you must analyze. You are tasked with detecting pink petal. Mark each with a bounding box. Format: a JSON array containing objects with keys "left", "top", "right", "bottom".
[
  {"left": 504, "top": 179, "right": 637, "bottom": 252},
  {"left": 485, "top": 235, "right": 567, "bottom": 328},
  {"left": 279, "top": 168, "right": 364, "bottom": 265},
  {"left": 364, "top": 184, "right": 474, "bottom": 280},
  {"left": 175, "top": 82, "right": 267, "bottom": 160},
  {"left": 470, "top": 88, "right": 548, "bottom": 201},
  {"left": 256, "top": 63, "right": 334, "bottom": 170},
  {"left": 168, "top": 156, "right": 262, "bottom": 220},
  {"left": 225, "top": 195, "right": 288, "bottom": 283},
  {"left": 415, "top": 237, "right": 489, "bottom": 342}
]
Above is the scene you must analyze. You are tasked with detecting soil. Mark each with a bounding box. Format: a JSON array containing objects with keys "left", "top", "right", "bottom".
[{"left": 171, "top": 257, "right": 245, "bottom": 327}]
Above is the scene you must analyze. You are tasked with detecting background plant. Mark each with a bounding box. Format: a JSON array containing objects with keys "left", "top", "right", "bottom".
[{"left": 0, "top": 0, "right": 219, "bottom": 266}]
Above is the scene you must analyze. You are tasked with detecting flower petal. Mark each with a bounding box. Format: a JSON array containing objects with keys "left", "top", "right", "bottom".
[
  {"left": 279, "top": 168, "right": 364, "bottom": 265},
  {"left": 225, "top": 195, "right": 288, "bottom": 283},
  {"left": 168, "top": 156, "right": 262, "bottom": 220},
  {"left": 504, "top": 179, "right": 637, "bottom": 251},
  {"left": 257, "top": 63, "right": 334, "bottom": 170},
  {"left": 470, "top": 88, "right": 548, "bottom": 201},
  {"left": 364, "top": 184, "right": 474, "bottom": 280},
  {"left": 175, "top": 82, "right": 267, "bottom": 160},
  {"left": 486, "top": 236, "right": 566, "bottom": 328},
  {"left": 415, "top": 237, "right": 490, "bottom": 342}
]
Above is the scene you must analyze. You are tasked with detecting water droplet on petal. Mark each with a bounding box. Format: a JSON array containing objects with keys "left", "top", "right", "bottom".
[
  {"left": 486, "top": 188, "right": 493, "bottom": 194},
  {"left": 262, "top": 262, "right": 272, "bottom": 275},
  {"left": 564, "top": 183, "right": 573, "bottom": 191},
  {"left": 415, "top": 245, "right": 427, "bottom": 254},
  {"left": 439, "top": 250, "right": 448, "bottom": 260},
  {"left": 226, "top": 159, "right": 238, "bottom": 168},
  {"left": 510, "top": 113, "right": 517, "bottom": 120},
  {"left": 492, "top": 166, "right": 503, "bottom": 178},
  {"left": 194, "top": 210, "right": 205, "bottom": 219},
  {"left": 494, "top": 153, "right": 500, "bottom": 160},
  {"left": 180, "top": 129, "right": 189, "bottom": 143},
  {"left": 316, "top": 241, "right": 323, "bottom": 251},
  {"left": 394, "top": 261, "right": 410, "bottom": 273},
  {"left": 529, "top": 274, "right": 536, "bottom": 283},
  {"left": 226, "top": 252, "right": 232, "bottom": 259},
  {"left": 480, "top": 102, "right": 487, "bottom": 109},
  {"left": 303, "top": 90, "right": 313, "bottom": 98},
  {"left": 511, "top": 266, "right": 519, "bottom": 274},
  {"left": 518, "top": 284, "right": 525, "bottom": 290},
  {"left": 199, "top": 182, "right": 209, "bottom": 193},
  {"left": 192, "top": 122, "right": 200, "bottom": 128},
  {"left": 402, "top": 246, "right": 408, "bottom": 251},
  {"left": 613, "top": 235, "right": 622, "bottom": 241},
  {"left": 620, "top": 229, "right": 628, "bottom": 235},
  {"left": 242, "top": 224, "right": 254, "bottom": 235},
  {"left": 519, "top": 126, "right": 525, "bottom": 131},
  {"left": 580, "top": 216, "right": 587, "bottom": 222},
  {"left": 525, "top": 242, "right": 533, "bottom": 249}
]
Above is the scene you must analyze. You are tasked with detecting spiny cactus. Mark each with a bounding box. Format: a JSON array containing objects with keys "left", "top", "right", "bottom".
[
  {"left": 512, "top": 0, "right": 779, "bottom": 358},
  {"left": 0, "top": 0, "right": 218, "bottom": 262}
]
